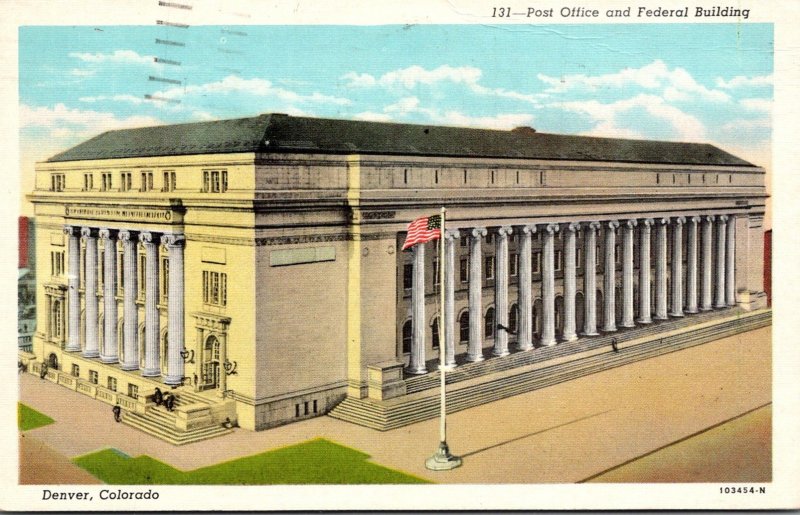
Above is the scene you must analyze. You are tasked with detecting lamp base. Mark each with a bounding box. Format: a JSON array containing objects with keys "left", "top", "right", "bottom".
[{"left": 425, "top": 441, "right": 462, "bottom": 471}]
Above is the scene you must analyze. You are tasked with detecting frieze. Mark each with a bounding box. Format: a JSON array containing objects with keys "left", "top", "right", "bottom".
[
  {"left": 362, "top": 211, "right": 396, "bottom": 220},
  {"left": 65, "top": 205, "right": 174, "bottom": 223}
]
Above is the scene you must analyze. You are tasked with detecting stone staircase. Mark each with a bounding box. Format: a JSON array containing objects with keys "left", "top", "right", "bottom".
[
  {"left": 121, "top": 389, "right": 234, "bottom": 445},
  {"left": 328, "top": 309, "right": 771, "bottom": 431}
]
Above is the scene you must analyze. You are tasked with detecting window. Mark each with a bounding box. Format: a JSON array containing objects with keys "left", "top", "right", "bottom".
[
  {"left": 459, "top": 312, "right": 470, "bottom": 343},
  {"left": 83, "top": 173, "right": 94, "bottom": 191},
  {"left": 490, "top": 170, "right": 495, "bottom": 184},
  {"left": 485, "top": 256, "right": 495, "bottom": 281},
  {"left": 101, "top": 173, "right": 113, "bottom": 191},
  {"left": 533, "top": 252, "right": 541, "bottom": 274},
  {"left": 138, "top": 253, "right": 147, "bottom": 300},
  {"left": 163, "top": 171, "right": 176, "bottom": 192},
  {"left": 304, "top": 402, "right": 309, "bottom": 415},
  {"left": 98, "top": 250, "right": 104, "bottom": 290},
  {"left": 89, "top": 370, "right": 98, "bottom": 384},
  {"left": 313, "top": 400, "right": 318, "bottom": 414},
  {"left": 486, "top": 233, "right": 494, "bottom": 244},
  {"left": 509, "top": 305, "right": 518, "bottom": 333},
  {"left": 485, "top": 308, "right": 495, "bottom": 339},
  {"left": 576, "top": 247, "right": 582, "bottom": 269},
  {"left": 203, "top": 170, "right": 228, "bottom": 193},
  {"left": 295, "top": 404, "right": 300, "bottom": 417},
  {"left": 431, "top": 317, "right": 440, "bottom": 349},
  {"left": 120, "top": 172, "right": 132, "bottom": 192},
  {"left": 403, "top": 169, "right": 408, "bottom": 184},
  {"left": 51, "top": 251, "right": 65, "bottom": 276},
  {"left": 460, "top": 258, "right": 469, "bottom": 283},
  {"left": 432, "top": 258, "right": 440, "bottom": 288},
  {"left": 402, "top": 320, "right": 412, "bottom": 354},
  {"left": 202, "top": 270, "right": 228, "bottom": 306},
  {"left": 140, "top": 171, "right": 153, "bottom": 192},
  {"left": 615, "top": 244, "right": 621, "bottom": 264},
  {"left": 117, "top": 251, "right": 124, "bottom": 293},
  {"left": 71, "top": 364, "right": 80, "bottom": 377},
  {"left": 107, "top": 377, "right": 117, "bottom": 392},
  {"left": 434, "top": 169, "right": 439, "bottom": 184},
  {"left": 555, "top": 250, "right": 563, "bottom": 272},
  {"left": 128, "top": 383, "right": 139, "bottom": 399},
  {"left": 51, "top": 300, "right": 62, "bottom": 339},
  {"left": 50, "top": 174, "right": 65, "bottom": 192},
  {"left": 160, "top": 256, "right": 169, "bottom": 302},
  {"left": 403, "top": 264, "right": 413, "bottom": 290},
  {"left": 510, "top": 253, "right": 518, "bottom": 277}
]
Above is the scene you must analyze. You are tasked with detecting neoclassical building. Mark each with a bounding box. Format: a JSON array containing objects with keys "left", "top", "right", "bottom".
[{"left": 23, "top": 113, "right": 769, "bottom": 440}]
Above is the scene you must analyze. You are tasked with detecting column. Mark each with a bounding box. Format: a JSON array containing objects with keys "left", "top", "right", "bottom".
[
  {"left": 162, "top": 234, "right": 185, "bottom": 385},
  {"left": 444, "top": 230, "right": 460, "bottom": 367},
  {"left": 517, "top": 225, "right": 535, "bottom": 351},
  {"left": 468, "top": 228, "right": 487, "bottom": 362},
  {"left": 64, "top": 226, "right": 81, "bottom": 352},
  {"left": 99, "top": 229, "right": 118, "bottom": 363},
  {"left": 654, "top": 218, "right": 669, "bottom": 320},
  {"left": 407, "top": 243, "right": 427, "bottom": 374},
  {"left": 562, "top": 222, "right": 579, "bottom": 341},
  {"left": 82, "top": 227, "right": 100, "bottom": 358},
  {"left": 700, "top": 215, "right": 715, "bottom": 311},
  {"left": 637, "top": 219, "right": 653, "bottom": 324},
  {"left": 685, "top": 216, "right": 700, "bottom": 314},
  {"left": 603, "top": 220, "right": 619, "bottom": 332},
  {"left": 670, "top": 217, "right": 686, "bottom": 317},
  {"left": 541, "top": 223, "right": 559, "bottom": 346},
  {"left": 715, "top": 215, "right": 728, "bottom": 308},
  {"left": 493, "top": 226, "right": 512, "bottom": 357},
  {"left": 726, "top": 215, "right": 737, "bottom": 306},
  {"left": 583, "top": 221, "right": 600, "bottom": 336},
  {"left": 119, "top": 230, "right": 139, "bottom": 370},
  {"left": 620, "top": 219, "right": 637, "bottom": 327},
  {"left": 141, "top": 231, "right": 161, "bottom": 377}
]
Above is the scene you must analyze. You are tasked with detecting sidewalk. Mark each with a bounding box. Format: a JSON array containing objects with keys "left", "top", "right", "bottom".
[{"left": 19, "top": 325, "right": 771, "bottom": 483}]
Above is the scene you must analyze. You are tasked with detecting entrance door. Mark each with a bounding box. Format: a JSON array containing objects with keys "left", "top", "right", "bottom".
[
  {"left": 203, "top": 335, "right": 220, "bottom": 390},
  {"left": 47, "top": 353, "right": 59, "bottom": 370}
]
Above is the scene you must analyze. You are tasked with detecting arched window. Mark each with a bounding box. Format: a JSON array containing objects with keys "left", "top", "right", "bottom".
[
  {"left": 485, "top": 307, "right": 495, "bottom": 339},
  {"left": 431, "top": 317, "right": 440, "bottom": 349},
  {"left": 509, "top": 304, "right": 518, "bottom": 333},
  {"left": 402, "top": 320, "right": 412, "bottom": 354},
  {"left": 459, "top": 312, "right": 470, "bottom": 343},
  {"left": 203, "top": 335, "right": 221, "bottom": 389}
]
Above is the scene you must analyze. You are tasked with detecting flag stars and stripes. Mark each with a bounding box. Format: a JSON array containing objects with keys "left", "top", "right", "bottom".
[{"left": 402, "top": 215, "right": 442, "bottom": 250}]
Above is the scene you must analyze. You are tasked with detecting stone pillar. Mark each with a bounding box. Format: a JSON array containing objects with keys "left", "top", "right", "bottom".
[
  {"left": 670, "top": 217, "right": 686, "bottom": 317},
  {"left": 685, "top": 216, "right": 700, "bottom": 314},
  {"left": 562, "top": 222, "right": 580, "bottom": 341},
  {"left": 621, "top": 219, "right": 637, "bottom": 328},
  {"left": 444, "top": 230, "right": 460, "bottom": 367},
  {"left": 141, "top": 231, "right": 161, "bottom": 377},
  {"left": 162, "top": 234, "right": 185, "bottom": 385},
  {"left": 517, "top": 225, "right": 535, "bottom": 351},
  {"left": 99, "top": 229, "right": 118, "bottom": 363},
  {"left": 700, "top": 215, "right": 715, "bottom": 311},
  {"left": 64, "top": 226, "right": 81, "bottom": 352},
  {"left": 407, "top": 243, "right": 427, "bottom": 375},
  {"left": 541, "top": 223, "right": 560, "bottom": 346},
  {"left": 654, "top": 218, "right": 669, "bottom": 320},
  {"left": 603, "top": 220, "right": 619, "bottom": 332},
  {"left": 468, "top": 228, "right": 487, "bottom": 362},
  {"left": 715, "top": 215, "right": 728, "bottom": 308},
  {"left": 583, "top": 221, "right": 600, "bottom": 336},
  {"left": 119, "top": 230, "right": 139, "bottom": 370},
  {"left": 637, "top": 218, "right": 654, "bottom": 324},
  {"left": 82, "top": 227, "right": 100, "bottom": 358},
  {"left": 493, "top": 226, "right": 513, "bottom": 357},
  {"left": 726, "top": 215, "right": 737, "bottom": 306}
]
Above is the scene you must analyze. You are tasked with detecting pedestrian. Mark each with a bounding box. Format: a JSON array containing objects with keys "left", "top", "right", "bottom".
[
  {"left": 153, "top": 387, "right": 163, "bottom": 406},
  {"left": 112, "top": 405, "right": 121, "bottom": 423}
]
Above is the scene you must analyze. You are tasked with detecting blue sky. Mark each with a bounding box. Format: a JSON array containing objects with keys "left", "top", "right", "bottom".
[{"left": 19, "top": 23, "right": 772, "bottom": 200}]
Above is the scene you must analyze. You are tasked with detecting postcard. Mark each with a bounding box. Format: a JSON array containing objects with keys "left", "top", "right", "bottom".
[{"left": 2, "top": 0, "right": 798, "bottom": 511}]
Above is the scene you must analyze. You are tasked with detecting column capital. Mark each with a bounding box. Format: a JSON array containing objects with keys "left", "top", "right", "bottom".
[
  {"left": 63, "top": 225, "right": 78, "bottom": 236},
  {"left": 625, "top": 219, "right": 638, "bottom": 229},
  {"left": 718, "top": 214, "right": 729, "bottom": 222},
  {"left": 497, "top": 225, "right": 513, "bottom": 238},
  {"left": 98, "top": 228, "right": 117, "bottom": 240},
  {"left": 139, "top": 231, "right": 157, "bottom": 244},
  {"left": 585, "top": 221, "right": 601, "bottom": 231},
  {"left": 471, "top": 227, "right": 488, "bottom": 238},
  {"left": 642, "top": 218, "right": 655, "bottom": 227},
  {"left": 521, "top": 224, "right": 537, "bottom": 235},
  {"left": 606, "top": 219, "right": 620, "bottom": 230},
  {"left": 690, "top": 215, "right": 701, "bottom": 224},
  {"left": 80, "top": 226, "right": 96, "bottom": 238},
  {"left": 657, "top": 217, "right": 670, "bottom": 226},
  {"left": 674, "top": 216, "right": 686, "bottom": 225},
  {"left": 161, "top": 233, "right": 186, "bottom": 248},
  {"left": 444, "top": 229, "right": 461, "bottom": 241},
  {"left": 544, "top": 223, "right": 560, "bottom": 234},
  {"left": 705, "top": 215, "right": 716, "bottom": 223},
  {"left": 566, "top": 221, "right": 581, "bottom": 233},
  {"left": 117, "top": 229, "right": 136, "bottom": 242}
]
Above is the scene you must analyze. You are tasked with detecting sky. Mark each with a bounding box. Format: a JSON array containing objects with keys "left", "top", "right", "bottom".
[{"left": 19, "top": 23, "right": 773, "bottom": 214}]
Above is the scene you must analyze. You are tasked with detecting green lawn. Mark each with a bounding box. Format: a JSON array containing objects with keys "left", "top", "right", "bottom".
[
  {"left": 74, "top": 438, "right": 430, "bottom": 484},
  {"left": 18, "top": 403, "right": 55, "bottom": 431}
]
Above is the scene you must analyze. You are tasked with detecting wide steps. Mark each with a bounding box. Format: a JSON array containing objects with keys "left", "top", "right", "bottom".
[
  {"left": 329, "top": 310, "right": 771, "bottom": 430},
  {"left": 121, "top": 409, "right": 232, "bottom": 446}
]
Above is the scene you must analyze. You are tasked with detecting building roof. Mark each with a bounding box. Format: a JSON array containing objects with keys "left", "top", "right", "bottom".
[{"left": 47, "top": 113, "right": 756, "bottom": 167}]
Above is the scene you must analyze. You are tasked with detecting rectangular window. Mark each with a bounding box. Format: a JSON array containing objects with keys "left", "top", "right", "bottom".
[
  {"left": 576, "top": 248, "right": 582, "bottom": 269},
  {"left": 89, "top": 370, "right": 98, "bottom": 385},
  {"left": 138, "top": 253, "right": 147, "bottom": 300},
  {"left": 120, "top": 172, "right": 132, "bottom": 192},
  {"left": 83, "top": 173, "right": 94, "bottom": 191},
  {"left": 533, "top": 252, "right": 541, "bottom": 274},
  {"left": 203, "top": 170, "right": 228, "bottom": 193},
  {"left": 128, "top": 383, "right": 139, "bottom": 399},
  {"left": 50, "top": 174, "right": 65, "bottom": 192},
  {"left": 51, "top": 250, "right": 65, "bottom": 276},
  {"left": 140, "top": 171, "right": 153, "bottom": 192},
  {"left": 555, "top": 250, "right": 563, "bottom": 272},
  {"left": 403, "top": 264, "right": 413, "bottom": 290},
  {"left": 486, "top": 233, "right": 494, "bottom": 245},
  {"left": 432, "top": 258, "right": 440, "bottom": 288},
  {"left": 510, "top": 252, "right": 518, "bottom": 277},
  {"left": 295, "top": 404, "right": 300, "bottom": 417},
  {"left": 71, "top": 364, "right": 80, "bottom": 377},
  {"left": 460, "top": 258, "right": 469, "bottom": 283},
  {"left": 202, "top": 270, "right": 228, "bottom": 306},
  {"left": 313, "top": 400, "right": 318, "bottom": 413},
  {"left": 615, "top": 244, "right": 621, "bottom": 264},
  {"left": 101, "top": 173, "right": 112, "bottom": 191},
  {"left": 163, "top": 171, "right": 176, "bottom": 192},
  {"left": 117, "top": 251, "right": 124, "bottom": 293},
  {"left": 98, "top": 250, "right": 104, "bottom": 290},
  {"left": 107, "top": 377, "right": 117, "bottom": 392},
  {"left": 160, "top": 256, "right": 169, "bottom": 302},
  {"left": 485, "top": 256, "right": 495, "bottom": 281}
]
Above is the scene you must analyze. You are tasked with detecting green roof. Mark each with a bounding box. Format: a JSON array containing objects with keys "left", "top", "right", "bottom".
[{"left": 47, "top": 113, "right": 756, "bottom": 167}]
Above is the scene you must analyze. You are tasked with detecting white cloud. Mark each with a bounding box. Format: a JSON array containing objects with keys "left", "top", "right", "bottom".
[
  {"left": 78, "top": 94, "right": 145, "bottom": 105},
  {"left": 341, "top": 72, "right": 377, "bottom": 88},
  {"left": 367, "top": 96, "right": 534, "bottom": 130},
  {"left": 721, "top": 117, "right": 771, "bottom": 132},
  {"left": 715, "top": 74, "right": 773, "bottom": 89},
  {"left": 551, "top": 94, "right": 707, "bottom": 142},
  {"left": 20, "top": 103, "right": 162, "bottom": 140},
  {"left": 538, "top": 60, "right": 729, "bottom": 103},
  {"left": 353, "top": 111, "right": 393, "bottom": 122},
  {"left": 68, "top": 49, "right": 154, "bottom": 65},
  {"left": 69, "top": 69, "right": 96, "bottom": 77},
  {"left": 739, "top": 98, "right": 772, "bottom": 113}
]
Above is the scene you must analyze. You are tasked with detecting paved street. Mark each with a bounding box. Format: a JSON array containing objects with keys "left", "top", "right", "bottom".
[{"left": 19, "top": 325, "right": 770, "bottom": 484}]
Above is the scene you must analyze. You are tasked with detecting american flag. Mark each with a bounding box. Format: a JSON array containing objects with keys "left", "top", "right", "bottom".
[{"left": 402, "top": 215, "right": 442, "bottom": 251}]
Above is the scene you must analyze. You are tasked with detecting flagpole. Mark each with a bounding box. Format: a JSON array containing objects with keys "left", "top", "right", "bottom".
[{"left": 426, "top": 206, "right": 462, "bottom": 471}]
